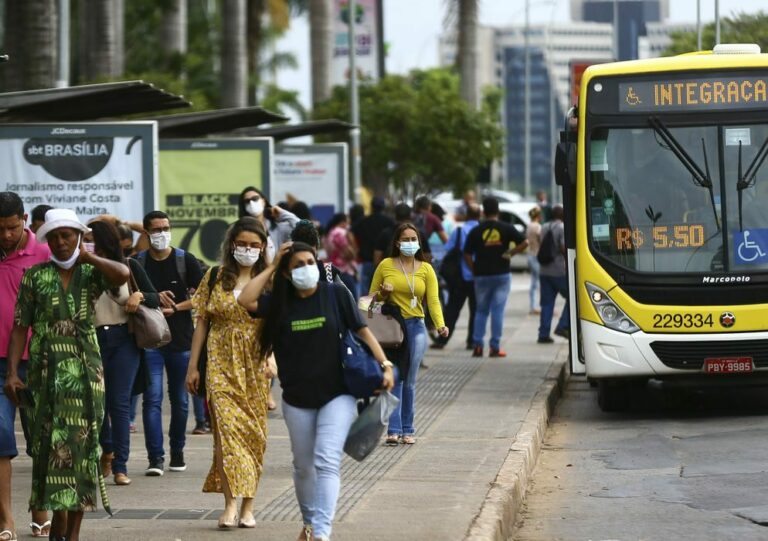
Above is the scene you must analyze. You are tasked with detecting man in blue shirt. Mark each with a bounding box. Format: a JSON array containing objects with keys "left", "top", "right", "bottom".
[{"left": 431, "top": 203, "right": 481, "bottom": 350}]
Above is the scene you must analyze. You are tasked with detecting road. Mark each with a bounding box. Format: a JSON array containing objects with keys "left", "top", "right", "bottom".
[{"left": 512, "top": 377, "right": 768, "bottom": 540}]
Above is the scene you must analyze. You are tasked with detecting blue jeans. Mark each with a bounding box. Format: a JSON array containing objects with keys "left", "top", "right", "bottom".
[
  {"left": 473, "top": 274, "right": 511, "bottom": 350},
  {"left": 282, "top": 394, "right": 357, "bottom": 539},
  {"left": 528, "top": 255, "right": 541, "bottom": 312},
  {"left": 97, "top": 324, "right": 140, "bottom": 475},
  {"left": 143, "top": 348, "right": 190, "bottom": 461},
  {"left": 388, "top": 318, "right": 427, "bottom": 436},
  {"left": 538, "top": 274, "right": 570, "bottom": 339},
  {"left": 0, "top": 358, "right": 29, "bottom": 458}
]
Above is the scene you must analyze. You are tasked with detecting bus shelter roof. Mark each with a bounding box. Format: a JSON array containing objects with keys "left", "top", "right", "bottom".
[
  {"left": 0, "top": 81, "right": 190, "bottom": 121},
  {"left": 150, "top": 107, "right": 289, "bottom": 137},
  {"left": 233, "top": 119, "right": 356, "bottom": 140}
]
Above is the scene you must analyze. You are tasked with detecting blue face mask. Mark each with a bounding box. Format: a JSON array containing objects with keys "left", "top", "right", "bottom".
[
  {"left": 291, "top": 264, "right": 320, "bottom": 290},
  {"left": 399, "top": 241, "right": 420, "bottom": 257}
]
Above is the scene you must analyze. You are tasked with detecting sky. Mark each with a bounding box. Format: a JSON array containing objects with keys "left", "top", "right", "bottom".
[{"left": 273, "top": 0, "right": 768, "bottom": 117}]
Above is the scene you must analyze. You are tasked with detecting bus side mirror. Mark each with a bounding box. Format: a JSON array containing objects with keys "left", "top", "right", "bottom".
[{"left": 554, "top": 141, "right": 576, "bottom": 187}]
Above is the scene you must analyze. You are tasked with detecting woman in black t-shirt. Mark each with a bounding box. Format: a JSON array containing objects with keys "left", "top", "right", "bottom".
[{"left": 238, "top": 242, "right": 394, "bottom": 541}]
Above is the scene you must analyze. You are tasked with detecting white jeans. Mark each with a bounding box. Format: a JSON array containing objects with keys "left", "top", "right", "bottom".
[{"left": 282, "top": 394, "right": 357, "bottom": 540}]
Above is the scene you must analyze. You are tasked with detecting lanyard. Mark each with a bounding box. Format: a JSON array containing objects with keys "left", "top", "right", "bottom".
[{"left": 398, "top": 257, "right": 418, "bottom": 308}]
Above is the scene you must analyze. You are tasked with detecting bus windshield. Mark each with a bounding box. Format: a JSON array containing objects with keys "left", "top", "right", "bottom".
[{"left": 588, "top": 123, "right": 768, "bottom": 273}]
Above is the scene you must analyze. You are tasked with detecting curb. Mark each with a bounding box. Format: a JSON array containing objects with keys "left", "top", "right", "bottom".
[{"left": 464, "top": 356, "right": 568, "bottom": 541}]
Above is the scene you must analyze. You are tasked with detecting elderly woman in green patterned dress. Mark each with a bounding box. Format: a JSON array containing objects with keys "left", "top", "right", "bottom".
[{"left": 3, "top": 209, "right": 129, "bottom": 541}]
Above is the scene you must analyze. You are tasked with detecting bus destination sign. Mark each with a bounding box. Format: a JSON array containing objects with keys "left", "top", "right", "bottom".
[{"left": 618, "top": 76, "right": 768, "bottom": 112}]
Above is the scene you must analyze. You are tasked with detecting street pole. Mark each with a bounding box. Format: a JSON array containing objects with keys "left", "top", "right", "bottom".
[
  {"left": 696, "top": 0, "right": 702, "bottom": 51},
  {"left": 348, "top": 0, "right": 362, "bottom": 204},
  {"left": 612, "top": 0, "right": 619, "bottom": 60},
  {"left": 56, "top": 0, "right": 70, "bottom": 88},
  {"left": 715, "top": 0, "right": 720, "bottom": 46},
  {"left": 524, "top": 0, "right": 531, "bottom": 199}
]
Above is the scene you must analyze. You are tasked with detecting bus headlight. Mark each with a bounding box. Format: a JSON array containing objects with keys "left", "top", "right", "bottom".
[{"left": 585, "top": 283, "right": 639, "bottom": 334}]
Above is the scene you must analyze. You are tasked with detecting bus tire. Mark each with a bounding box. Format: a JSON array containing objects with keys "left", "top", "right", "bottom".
[{"left": 597, "top": 380, "right": 630, "bottom": 412}]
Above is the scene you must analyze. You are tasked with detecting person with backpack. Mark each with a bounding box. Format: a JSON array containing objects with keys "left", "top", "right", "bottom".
[
  {"left": 432, "top": 203, "right": 481, "bottom": 350},
  {"left": 537, "top": 204, "right": 570, "bottom": 344},
  {"left": 136, "top": 211, "right": 205, "bottom": 476}
]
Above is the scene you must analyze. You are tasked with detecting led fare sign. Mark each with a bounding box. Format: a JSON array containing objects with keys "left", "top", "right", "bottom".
[
  {"left": 614, "top": 224, "right": 705, "bottom": 250},
  {"left": 618, "top": 76, "right": 768, "bottom": 113}
]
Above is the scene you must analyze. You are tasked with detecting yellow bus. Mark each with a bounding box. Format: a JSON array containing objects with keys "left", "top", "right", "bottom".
[{"left": 555, "top": 44, "right": 768, "bottom": 411}]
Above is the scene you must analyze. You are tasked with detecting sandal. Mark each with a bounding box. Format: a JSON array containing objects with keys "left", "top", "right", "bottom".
[
  {"left": 384, "top": 434, "right": 400, "bottom": 446},
  {"left": 401, "top": 435, "right": 416, "bottom": 444},
  {"left": 0, "top": 530, "right": 17, "bottom": 541},
  {"left": 30, "top": 521, "right": 51, "bottom": 538},
  {"left": 217, "top": 513, "right": 238, "bottom": 529}
]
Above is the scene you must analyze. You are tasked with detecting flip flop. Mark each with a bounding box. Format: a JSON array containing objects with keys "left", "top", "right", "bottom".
[
  {"left": 30, "top": 521, "right": 51, "bottom": 538},
  {"left": 0, "top": 529, "right": 17, "bottom": 541}
]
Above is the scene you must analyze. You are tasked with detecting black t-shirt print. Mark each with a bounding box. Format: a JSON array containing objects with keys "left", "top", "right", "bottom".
[
  {"left": 253, "top": 282, "right": 366, "bottom": 409},
  {"left": 464, "top": 220, "right": 526, "bottom": 277},
  {"left": 142, "top": 248, "right": 204, "bottom": 351}
]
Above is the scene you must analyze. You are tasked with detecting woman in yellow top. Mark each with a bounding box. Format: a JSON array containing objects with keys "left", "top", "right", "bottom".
[
  {"left": 370, "top": 222, "right": 448, "bottom": 445},
  {"left": 185, "top": 217, "right": 272, "bottom": 529}
]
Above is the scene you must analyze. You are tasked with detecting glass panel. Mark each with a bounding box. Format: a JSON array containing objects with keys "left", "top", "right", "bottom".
[
  {"left": 722, "top": 124, "right": 768, "bottom": 270},
  {"left": 588, "top": 126, "right": 724, "bottom": 273}
]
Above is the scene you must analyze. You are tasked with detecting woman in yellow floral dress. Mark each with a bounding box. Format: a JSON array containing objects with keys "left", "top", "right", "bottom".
[{"left": 186, "top": 217, "right": 271, "bottom": 529}]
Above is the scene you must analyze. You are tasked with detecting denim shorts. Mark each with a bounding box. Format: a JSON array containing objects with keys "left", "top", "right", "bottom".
[{"left": 0, "top": 358, "right": 29, "bottom": 458}]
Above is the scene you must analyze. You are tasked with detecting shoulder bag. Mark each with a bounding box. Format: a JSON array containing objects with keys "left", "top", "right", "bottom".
[
  {"left": 357, "top": 294, "right": 404, "bottom": 348},
  {"left": 196, "top": 266, "right": 219, "bottom": 397},
  {"left": 439, "top": 226, "right": 464, "bottom": 289},
  {"left": 328, "top": 283, "right": 390, "bottom": 399},
  {"left": 127, "top": 271, "right": 172, "bottom": 349}
]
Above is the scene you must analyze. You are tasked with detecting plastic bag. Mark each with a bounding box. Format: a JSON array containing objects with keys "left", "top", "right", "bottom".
[{"left": 343, "top": 391, "right": 400, "bottom": 462}]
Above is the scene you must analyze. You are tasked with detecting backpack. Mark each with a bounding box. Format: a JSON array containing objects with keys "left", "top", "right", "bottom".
[
  {"left": 439, "top": 226, "right": 464, "bottom": 288},
  {"left": 137, "top": 248, "right": 188, "bottom": 289},
  {"left": 537, "top": 225, "right": 558, "bottom": 265}
]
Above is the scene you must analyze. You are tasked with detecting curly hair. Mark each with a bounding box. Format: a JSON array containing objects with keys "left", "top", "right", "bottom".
[{"left": 218, "top": 217, "right": 268, "bottom": 291}]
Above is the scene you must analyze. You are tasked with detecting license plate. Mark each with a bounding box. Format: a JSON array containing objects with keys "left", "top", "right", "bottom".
[{"left": 703, "top": 357, "right": 753, "bottom": 373}]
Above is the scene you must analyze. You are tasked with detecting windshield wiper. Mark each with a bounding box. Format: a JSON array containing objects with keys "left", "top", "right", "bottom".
[
  {"left": 736, "top": 136, "right": 768, "bottom": 231},
  {"left": 648, "top": 117, "right": 720, "bottom": 231}
]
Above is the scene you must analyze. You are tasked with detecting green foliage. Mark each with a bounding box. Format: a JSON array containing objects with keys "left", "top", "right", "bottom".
[
  {"left": 664, "top": 11, "right": 768, "bottom": 56},
  {"left": 260, "top": 83, "right": 307, "bottom": 120},
  {"left": 312, "top": 68, "right": 503, "bottom": 195}
]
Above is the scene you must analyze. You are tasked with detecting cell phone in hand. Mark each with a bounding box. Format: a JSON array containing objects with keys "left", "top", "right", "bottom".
[{"left": 17, "top": 388, "right": 35, "bottom": 409}]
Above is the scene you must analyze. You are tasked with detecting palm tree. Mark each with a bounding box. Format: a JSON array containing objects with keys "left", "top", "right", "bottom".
[
  {"left": 457, "top": 0, "right": 478, "bottom": 108},
  {"left": 222, "top": 0, "right": 247, "bottom": 107},
  {"left": 11, "top": 0, "right": 58, "bottom": 90},
  {"left": 160, "top": 0, "right": 188, "bottom": 67},
  {"left": 309, "top": 0, "right": 332, "bottom": 106},
  {"left": 79, "top": 0, "right": 117, "bottom": 81},
  {"left": 114, "top": 0, "right": 125, "bottom": 76}
]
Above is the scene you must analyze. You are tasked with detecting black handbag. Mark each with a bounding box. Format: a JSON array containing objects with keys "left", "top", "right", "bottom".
[{"left": 196, "top": 266, "right": 219, "bottom": 397}]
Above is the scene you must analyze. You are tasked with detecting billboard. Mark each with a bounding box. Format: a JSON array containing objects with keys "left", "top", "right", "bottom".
[
  {"left": 273, "top": 143, "right": 348, "bottom": 227},
  {"left": 159, "top": 139, "right": 272, "bottom": 265},
  {"left": 331, "top": 0, "right": 380, "bottom": 87},
  {"left": 0, "top": 122, "right": 157, "bottom": 222}
]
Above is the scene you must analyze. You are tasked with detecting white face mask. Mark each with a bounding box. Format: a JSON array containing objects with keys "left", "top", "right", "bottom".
[
  {"left": 246, "top": 199, "right": 265, "bottom": 217},
  {"left": 233, "top": 246, "right": 261, "bottom": 267},
  {"left": 291, "top": 264, "right": 320, "bottom": 290},
  {"left": 51, "top": 235, "right": 81, "bottom": 270},
  {"left": 399, "top": 240, "right": 420, "bottom": 257},
  {"left": 150, "top": 231, "right": 171, "bottom": 251}
]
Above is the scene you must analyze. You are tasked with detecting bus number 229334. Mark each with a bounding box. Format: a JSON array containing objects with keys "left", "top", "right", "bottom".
[{"left": 652, "top": 313, "right": 714, "bottom": 328}]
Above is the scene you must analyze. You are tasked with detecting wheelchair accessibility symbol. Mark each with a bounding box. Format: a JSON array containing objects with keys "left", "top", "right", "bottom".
[
  {"left": 735, "top": 229, "right": 768, "bottom": 264},
  {"left": 625, "top": 86, "right": 642, "bottom": 106}
]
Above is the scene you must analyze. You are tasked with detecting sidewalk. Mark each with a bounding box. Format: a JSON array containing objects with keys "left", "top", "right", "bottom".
[{"left": 9, "top": 280, "right": 567, "bottom": 541}]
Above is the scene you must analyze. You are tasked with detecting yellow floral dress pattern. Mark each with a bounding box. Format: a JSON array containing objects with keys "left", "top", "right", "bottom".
[{"left": 192, "top": 269, "right": 270, "bottom": 498}]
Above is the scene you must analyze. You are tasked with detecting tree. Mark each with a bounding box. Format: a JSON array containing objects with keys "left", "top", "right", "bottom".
[
  {"left": 221, "top": 0, "right": 248, "bottom": 107},
  {"left": 160, "top": 0, "right": 188, "bottom": 68},
  {"left": 79, "top": 0, "right": 118, "bottom": 80},
  {"left": 457, "top": 0, "right": 478, "bottom": 109},
  {"left": 313, "top": 68, "right": 503, "bottom": 197},
  {"left": 664, "top": 11, "right": 768, "bottom": 56},
  {"left": 0, "top": 0, "right": 57, "bottom": 91},
  {"left": 309, "top": 0, "right": 332, "bottom": 106}
]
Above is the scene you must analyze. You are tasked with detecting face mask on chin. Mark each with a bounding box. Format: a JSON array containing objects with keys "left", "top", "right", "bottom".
[
  {"left": 246, "top": 199, "right": 265, "bottom": 217},
  {"left": 290, "top": 264, "right": 320, "bottom": 290},
  {"left": 51, "top": 235, "right": 81, "bottom": 270},
  {"left": 150, "top": 231, "right": 171, "bottom": 251}
]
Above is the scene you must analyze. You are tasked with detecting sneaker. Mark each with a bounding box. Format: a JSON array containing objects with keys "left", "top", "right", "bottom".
[
  {"left": 537, "top": 337, "right": 554, "bottom": 344},
  {"left": 192, "top": 421, "right": 209, "bottom": 435},
  {"left": 554, "top": 328, "right": 571, "bottom": 340},
  {"left": 489, "top": 348, "right": 507, "bottom": 358},
  {"left": 169, "top": 451, "right": 187, "bottom": 472},
  {"left": 472, "top": 346, "right": 483, "bottom": 357},
  {"left": 145, "top": 458, "right": 164, "bottom": 476}
]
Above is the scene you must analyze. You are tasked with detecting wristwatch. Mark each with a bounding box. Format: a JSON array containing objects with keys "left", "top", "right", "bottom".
[{"left": 380, "top": 360, "right": 394, "bottom": 369}]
